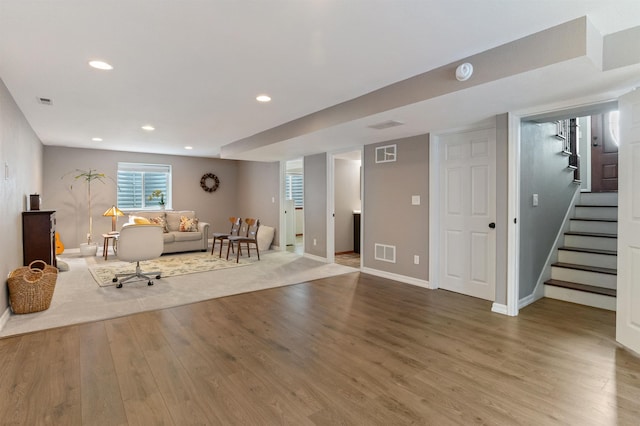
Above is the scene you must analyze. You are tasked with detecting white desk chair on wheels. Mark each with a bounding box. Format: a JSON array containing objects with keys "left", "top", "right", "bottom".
[{"left": 112, "top": 224, "right": 164, "bottom": 288}]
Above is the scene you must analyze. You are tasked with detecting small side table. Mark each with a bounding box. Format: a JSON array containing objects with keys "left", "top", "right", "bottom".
[{"left": 102, "top": 233, "right": 119, "bottom": 260}]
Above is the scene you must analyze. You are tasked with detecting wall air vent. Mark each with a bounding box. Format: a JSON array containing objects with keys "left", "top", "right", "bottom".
[
  {"left": 368, "top": 120, "right": 404, "bottom": 130},
  {"left": 375, "top": 144, "right": 397, "bottom": 163},
  {"left": 374, "top": 243, "right": 396, "bottom": 263},
  {"left": 37, "top": 97, "right": 53, "bottom": 106}
]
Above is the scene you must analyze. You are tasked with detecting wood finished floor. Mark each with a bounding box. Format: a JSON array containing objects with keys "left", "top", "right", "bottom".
[
  {"left": 1, "top": 272, "right": 639, "bottom": 425},
  {"left": 334, "top": 252, "right": 360, "bottom": 268}
]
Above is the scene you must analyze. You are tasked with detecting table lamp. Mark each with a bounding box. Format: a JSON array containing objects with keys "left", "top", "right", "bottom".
[{"left": 103, "top": 205, "right": 124, "bottom": 232}]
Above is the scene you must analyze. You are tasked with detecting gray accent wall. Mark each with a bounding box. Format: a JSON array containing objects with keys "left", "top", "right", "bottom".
[
  {"left": 363, "top": 135, "right": 429, "bottom": 281},
  {"left": 43, "top": 146, "right": 240, "bottom": 248},
  {"left": 495, "top": 114, "right": 509, "bottom": 305},
  {"left": 236, "top": 160, "right": 280, "bottom": 245},
  {"left": 0, "top": 78, "right": 44, "bottom": 312},
  {"left": 304, "top": 153, "right": 327, "bottom": 257},
  {"left": 334, "top": 158, "right": 361, "bottom": 253},
  {"left": 518, "top": 120, "right": 578, "bottom": 298}
]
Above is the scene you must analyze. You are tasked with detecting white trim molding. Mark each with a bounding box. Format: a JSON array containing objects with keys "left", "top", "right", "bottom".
[
  {"left": 304, "top": 253, "right": 329, "bottom": 263},
  {"left": 0, "top": 307, "right": 11, "bottom": 333},
  {"left": 491, "top": 303, "right": 508, "bottom": 315},
  {"left": 518, "top": 293, "right": 537, "bottom": 310},
  {"left": 362, "top": 267, "right": 431, "bottom": 289},
  {"left": 506, "top": 112, "right": 521, "bottom": 317}
]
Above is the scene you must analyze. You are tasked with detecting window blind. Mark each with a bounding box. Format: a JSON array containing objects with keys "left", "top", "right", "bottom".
[
  {"left": 285, "top": 173, "right": 304, "bottom": 207},
  {"left": 117, "top": 162, "right": 171, "bottom": 209}
]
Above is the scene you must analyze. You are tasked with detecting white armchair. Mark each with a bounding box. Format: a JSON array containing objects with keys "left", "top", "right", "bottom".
[{"left": 112, "top": 224, "right": 164, "bottom": 288}]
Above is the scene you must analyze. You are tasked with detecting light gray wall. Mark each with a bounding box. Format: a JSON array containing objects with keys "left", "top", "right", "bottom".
[
  {"left": 363, "top": 135, "right": 429, "bottom": 280},
  {"left": 495, "top": 114, "right": 509, "bottom": 305},
  {"left": 519, "top": 120, "right": 578, "bottom": 298},
  {"left": 334, "top": 158, "right": 361, "bottom": 253},
  {"left": 304, "top": 153, "right": 327, "bottom": 257},
  {"left": 43, "top": 146, "right": 239, "bottom": 248},
  {"left": 236, "top": 160, "right": 280, "bottom": 245},
  {"left": 0, "top": 78, "right": 44, "bottom": 312}
]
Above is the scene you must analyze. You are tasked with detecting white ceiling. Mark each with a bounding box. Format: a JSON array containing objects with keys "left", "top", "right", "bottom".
[{"left": 1, "top": 1, "right": 639, "bottom": 162}]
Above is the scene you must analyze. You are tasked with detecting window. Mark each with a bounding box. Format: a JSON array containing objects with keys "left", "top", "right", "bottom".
[
  {"left": 117, "top": 162, "right": 171, "bottom": 210},
  {"left": 285, "top": 173, "right": 304, "bottom": 207}
]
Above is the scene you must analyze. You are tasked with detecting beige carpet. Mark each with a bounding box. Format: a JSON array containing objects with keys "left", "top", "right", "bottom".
[
  {"left": 0, "top": 249, "right": 358, "bottom": 338},
  {"left": 88, "top": 252, "right": 249, "bottom": 286}
]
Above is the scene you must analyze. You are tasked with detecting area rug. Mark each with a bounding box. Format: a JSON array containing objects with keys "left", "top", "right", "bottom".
[{"left": 89, "top": 252, "right": 249, "bottom": 287}]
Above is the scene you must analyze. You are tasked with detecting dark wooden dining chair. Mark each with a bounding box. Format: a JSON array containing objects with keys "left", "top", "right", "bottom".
[
  {"left": 226, "top": 218, "right": 260, "bottom": 263},
  {"left": 211, "top": 217, "right": 242, "bottom": 257}
]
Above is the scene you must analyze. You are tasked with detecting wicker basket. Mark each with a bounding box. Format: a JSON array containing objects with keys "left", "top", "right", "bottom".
[{"left": 7, "top": 260, "right": 58, "bottom": 314}]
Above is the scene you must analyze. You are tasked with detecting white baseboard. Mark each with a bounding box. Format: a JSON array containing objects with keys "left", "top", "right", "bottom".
[
  {"left": 303, "top": 253, "right": 329, "bottom": 263},
  {"left": 491, "top": 303, "right": 508, "bottom": 315},
  {"left": 519, "top": 292, "right": 539, "bottom": 310},
  {"left": 0, "top": 307, "right": 11, "bottom": 333},
  {"left": 361, "top": 267, "right": 431, "bottom": 289}
]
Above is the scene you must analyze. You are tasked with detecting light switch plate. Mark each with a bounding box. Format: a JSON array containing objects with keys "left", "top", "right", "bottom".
[
  {"left": 411, "top": 195, "right": 420, "bottom": 205},
  {"left": 533, "top": 193, "right": 539, "bottom": 207}
]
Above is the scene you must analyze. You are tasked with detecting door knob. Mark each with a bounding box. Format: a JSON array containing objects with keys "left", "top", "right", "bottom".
[{"left": 488, "top": 222, "right": 496, "bottom": 229}]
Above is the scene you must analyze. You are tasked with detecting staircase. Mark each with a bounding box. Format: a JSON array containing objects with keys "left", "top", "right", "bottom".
[{"left": 544, "top": 192, "right": 618, "bottom": 310}]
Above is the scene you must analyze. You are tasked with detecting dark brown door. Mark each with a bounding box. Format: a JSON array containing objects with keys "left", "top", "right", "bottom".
[{"left": 591, "top": 112, "right": 619, "bottom": 192}]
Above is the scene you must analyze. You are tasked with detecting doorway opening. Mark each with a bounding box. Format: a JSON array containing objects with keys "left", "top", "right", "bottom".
[
  {"left": 519, "top": 105, "right": 619, "bottom": 312},
  {"left": 332, "top": 150, "right": 362, "bottom": 268},
  {"left": 285, "top": 158, "right": 304, "bottom": 255}
]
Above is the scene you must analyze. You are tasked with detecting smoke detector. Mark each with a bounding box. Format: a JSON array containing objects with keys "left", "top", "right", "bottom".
[
  {"left": 455, "top": 63, "right": 474, "bottom": 81},
  {"left": 37, "top": 97, "right": 53, "bottom": 106}
]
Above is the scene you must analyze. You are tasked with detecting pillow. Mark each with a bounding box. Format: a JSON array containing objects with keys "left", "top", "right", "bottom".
[
  {"left": 131, "top": 216, "right": 151, "bottom": 225},
  {"left": 179, "top": 216, "right": 199, "bottom": 232},
  {"left": 149, "top": 216, "right": 169, "bottom": 233}
]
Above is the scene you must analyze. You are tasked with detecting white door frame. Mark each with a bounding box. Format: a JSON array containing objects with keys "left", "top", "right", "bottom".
[
  {"left": 506, "top": 113, "right": 521, "bottom": 316},
  {"left": 279, "top": 159, "right": 304, "bottom": 253},
  {"left": 327, "top": 147, "right": 364, "bottom": 264},
  {"left": 430, "top": 120, "right": 520, "bottom": 314},
  {"left": 616, "top": 88, "right": 640, "bottom": 354},
  {"left": 326, "top": 153, "right": 335, "bottom": 263},
  {"left": 279, "top": 160, "right": 287, "bottom": 251}
]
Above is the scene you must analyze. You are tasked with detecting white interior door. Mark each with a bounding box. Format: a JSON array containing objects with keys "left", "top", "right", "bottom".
[
  {"left": 439, "top": 128, "right": 496, "bottom": 301},
  {"left": 616, "top": 89, "right": 640, "bottom": 354},
  {"left": 284, "top": 199, "right": 295, "bottom": 246}
]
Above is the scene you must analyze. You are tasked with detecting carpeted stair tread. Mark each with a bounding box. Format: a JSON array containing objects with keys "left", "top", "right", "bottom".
[{"left": 544, "top": 279, "right": 616, "bottom": 297}]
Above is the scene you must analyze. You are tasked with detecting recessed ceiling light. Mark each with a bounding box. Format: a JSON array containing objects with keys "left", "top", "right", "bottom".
[
  {"left": 88, "top": 60, "right": 113, "bottom": 70},
  {"left": 256, "top": 94, "right": 271, "bottom": 103},
  {"left": 92, "top": 137, "right": 103, "bottom": 142},
  {"left": 184, "top": 146, "right": 193, "bottom": 150},
  {"left": 141, "top": 125, "right": 155, "bottom": 131}
]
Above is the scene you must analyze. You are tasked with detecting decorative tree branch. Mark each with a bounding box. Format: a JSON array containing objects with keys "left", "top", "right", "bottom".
[{"left": 63, "top": 169, "right": 115, "bottom": 244}]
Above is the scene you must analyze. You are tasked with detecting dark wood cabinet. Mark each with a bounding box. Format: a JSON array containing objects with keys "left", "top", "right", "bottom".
[
  {"left": 353, "top": 212, "right": 361, "bottom": 254},
  {"left": 22, "top": 210, "right": 56, "bottom": 267}
]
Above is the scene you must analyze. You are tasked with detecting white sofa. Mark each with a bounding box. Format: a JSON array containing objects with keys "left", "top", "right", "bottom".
[{"left": 127, "top": 210, "right": 210, "bottom": 254}]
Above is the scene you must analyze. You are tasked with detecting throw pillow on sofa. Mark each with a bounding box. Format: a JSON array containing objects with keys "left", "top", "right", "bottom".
[
  {"left": 179, "top": 216, "right": 199, "bottom": 232},
  {"left": 166, "top": 210, "right": 196, "bottom": 232},
  {"left": 149, "top": 216, "right": 169, "bottom": 233},
  {"left": 131, "top": 215, "right": 151, "bottom": 225}
]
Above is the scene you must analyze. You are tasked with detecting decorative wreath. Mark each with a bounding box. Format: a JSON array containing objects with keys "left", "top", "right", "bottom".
[{"left": 200, "top": 173, "right": 220, "bottom": 192}]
